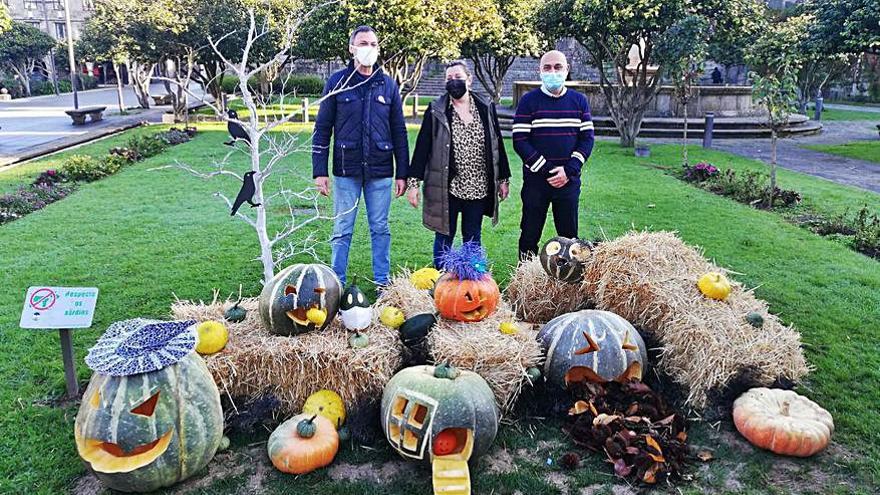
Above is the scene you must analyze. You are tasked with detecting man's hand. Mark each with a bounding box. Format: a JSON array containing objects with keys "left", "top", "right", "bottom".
[
  {"left": 395, "top": 179, "right": 406, "bottom": 198},
  {"left": 407, "top": 187, "right": 420, "bottom": 208},
  {"left": 315, "top": 176, "right": 330, "bottom": 196},
  {"left": 498, "top": 182, "right": 510, "bottom": 201},
  {"left": 547, "top": 167, "right": 569, "bottom": 188}
]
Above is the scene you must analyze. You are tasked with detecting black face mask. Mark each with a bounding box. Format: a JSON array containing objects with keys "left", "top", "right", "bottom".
[{"left": 445, "top": 79, "right": 467, "bottom": 100}]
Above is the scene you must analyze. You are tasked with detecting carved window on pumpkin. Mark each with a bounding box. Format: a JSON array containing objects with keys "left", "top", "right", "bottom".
[{"left": 386, "top": 389, "right": 438, "bottom": 460}]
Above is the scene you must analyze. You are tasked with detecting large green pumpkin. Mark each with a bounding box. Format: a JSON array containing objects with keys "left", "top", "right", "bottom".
[
  {"left": 537, "top": 310, "right": 648, "bottom": 390},
  {"left": 380, "top": 365, "right": 498, "bottom": 464},
  {"left": 260, "top": 263, "right": 342, "bottom": 336},
  {"left": 75, "top": 353, "right": 223, "bottom": 492}
]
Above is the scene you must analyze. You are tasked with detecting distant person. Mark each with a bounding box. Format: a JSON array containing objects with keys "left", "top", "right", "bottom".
[
  {"left": 512, "top": 50, "right": 595, "bottom": 259},
  {"left": 712, "top": 67, "right": 723, "bottom": 85},
  {"left": 312, "top": 26, "right": 409, "bottom": 287},
  {"left": 406, "top": 61, "right": 511, "bottom": 268}
]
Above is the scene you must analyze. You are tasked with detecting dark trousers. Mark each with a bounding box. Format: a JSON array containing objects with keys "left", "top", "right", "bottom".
[
  {"left": 518, "top": 179, "right": 580, "bottom": 258},
  {"left": 433, "top": 195, "right": 486, "bottom": 268}
]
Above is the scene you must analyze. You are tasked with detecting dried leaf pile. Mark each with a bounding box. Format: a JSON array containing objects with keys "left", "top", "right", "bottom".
[{"left": 564, "top": 381, "right": 690, "bottom": 485}]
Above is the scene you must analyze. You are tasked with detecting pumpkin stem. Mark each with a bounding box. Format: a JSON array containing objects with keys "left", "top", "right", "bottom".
[
  {"left": 232, "top": 297, "right": 242, "bottom": 309},
  {"left": 309, "top": 414, "right": 318, "bottom": 423}
]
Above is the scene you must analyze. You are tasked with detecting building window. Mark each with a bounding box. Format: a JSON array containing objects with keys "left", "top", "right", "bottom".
[
  {"left": 54, "top": 0, "right": 64, "bottom": 10},
  {"left": 55, "top": 22, "right": 66, "bottom": 40},
  {"left": 24, "top": 0, "right": 40, "bottom": 10},
  {"left": 83, "top": 0, "right": 95, "bottom": 9},
  {"left": 28, "top": 21, "right": 42, "bottom": 29}
]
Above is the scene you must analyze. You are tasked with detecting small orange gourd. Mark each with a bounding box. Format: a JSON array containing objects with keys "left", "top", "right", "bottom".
[{"left": 267, "top": 413, "right": 339, "bottom": 474}]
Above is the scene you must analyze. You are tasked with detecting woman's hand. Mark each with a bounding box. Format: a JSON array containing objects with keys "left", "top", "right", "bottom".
[
  {"left": 407, "top": 187, "right": 420, "bottom": 208},
  {"left": 498, "top": 182, "right": 510, "bottom": 201}
]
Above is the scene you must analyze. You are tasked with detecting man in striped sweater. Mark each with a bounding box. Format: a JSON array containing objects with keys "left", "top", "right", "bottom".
[{"left": 512, "top": 50, "right": 595, "bottom": 259}]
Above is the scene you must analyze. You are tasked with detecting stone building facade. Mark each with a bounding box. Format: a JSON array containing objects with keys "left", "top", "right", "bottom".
[{"left": 3, "top": 0, "right": 93, "bottom": 41}]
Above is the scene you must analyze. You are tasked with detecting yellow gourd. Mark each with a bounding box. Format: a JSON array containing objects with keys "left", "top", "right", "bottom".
[
  {"left": 303, "top": 389, "right": 346, "bottom": 428},
  {"left": 380, "top": 306, "right": 405, "bottom": 329},
  {"left": 195, "top": 321, "right": 228, "bottom": 354},
  {"left": 411, "top": 267, "right": 441, "bottom": 290},
  {"left": 698, "top": 272, "right": 732, "bottom": 301}
]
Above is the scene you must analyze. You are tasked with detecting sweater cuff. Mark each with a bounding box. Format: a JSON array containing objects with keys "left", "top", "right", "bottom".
[
  {"left": 564, "top": 157, "right": 583, "bottom": 179},
  {"left": 527, "top": 155, "right": 548, "bottom": 173}
]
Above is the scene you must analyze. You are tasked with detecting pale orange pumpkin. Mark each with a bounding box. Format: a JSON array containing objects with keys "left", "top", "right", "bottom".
[
  {"left": 267, "top": 413, "right": 339, "bottom": 474},
  {"left": 733, "top": 388, "right": 833, "bottom": 457}
]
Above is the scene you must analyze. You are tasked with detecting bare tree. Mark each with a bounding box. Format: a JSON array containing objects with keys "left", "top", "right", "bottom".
[{"left": 153, "top": 4, "right": 369, "bottom": 285}]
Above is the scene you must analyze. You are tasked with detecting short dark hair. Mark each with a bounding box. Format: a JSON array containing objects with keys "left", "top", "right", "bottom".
[
  {"left": 350, "top": 25, "right": 377, "bottom": 45},
  {"left": 445, "top": 60, "right": 470, "bottom": 76}
]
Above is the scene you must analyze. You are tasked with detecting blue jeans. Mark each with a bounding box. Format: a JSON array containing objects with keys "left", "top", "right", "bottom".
[
  {"left": 433, "top": 195, "right": 486, "bottom": 269},
  {"left": 330, "top": 176, "right": 393, "bottom": 286}
]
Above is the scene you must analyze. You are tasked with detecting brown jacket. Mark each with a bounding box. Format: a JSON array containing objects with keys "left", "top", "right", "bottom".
[{"left": 408, "top": 93, "right": 511, "bottom": 236}]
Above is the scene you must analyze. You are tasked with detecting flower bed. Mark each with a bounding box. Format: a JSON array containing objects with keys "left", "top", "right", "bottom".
[{"left": 0, "top": 128, "right": 195, "bottom": 226}]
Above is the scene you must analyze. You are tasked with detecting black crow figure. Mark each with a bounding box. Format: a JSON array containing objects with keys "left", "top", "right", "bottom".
[
  {"left": 231, "top": 171, "right": 261, "bottom": 216},
  {"left": 224, "top": 109, "right": 250, "bottom": 146}
]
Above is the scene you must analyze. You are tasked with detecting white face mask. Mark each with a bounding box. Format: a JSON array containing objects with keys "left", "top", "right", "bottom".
[{"left": 351, "top": 45, "right": 379, "bottom": 67}]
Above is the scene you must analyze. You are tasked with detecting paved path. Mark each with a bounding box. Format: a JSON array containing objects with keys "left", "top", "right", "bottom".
[
  {"left": 643, "top": 120, "right": 880, "bottom": 194},
  {"left": 824, "top": 103, "right": 880, "bottom": 114},
  {"left": 0, "top": 83, "right": 207, "bottom": 167}
]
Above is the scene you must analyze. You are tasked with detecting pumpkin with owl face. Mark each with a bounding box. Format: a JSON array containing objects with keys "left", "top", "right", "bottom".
[
  {"left": 75, "top": 319, "right": 223, "bottom": 493},
  {"left": 537, "top": 310, "right": 647, "bottom": 390},
  {"left": 260, "top": 263, "right": 342, "bottom": 336},
  {"left": 434, "top": 242, "right": 500, "bottom": 322},
  {"left": 539, "top": 236, "right": 593, "bottom": 283}
]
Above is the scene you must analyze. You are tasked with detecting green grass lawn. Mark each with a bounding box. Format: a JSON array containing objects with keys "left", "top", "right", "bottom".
[
  {"left": 2, "top": 127, "right": 879, "bottom": 494},
  {"left": 807, "top": 105, "right": 880, "bottom": 121},
  {"left": 805, "top": 140, "right": 880, "bottom": 164}
]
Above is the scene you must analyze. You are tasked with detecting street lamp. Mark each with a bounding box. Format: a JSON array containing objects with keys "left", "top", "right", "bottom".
[{"left": 61, "top": 0, "right": 78, "bottom": 109}]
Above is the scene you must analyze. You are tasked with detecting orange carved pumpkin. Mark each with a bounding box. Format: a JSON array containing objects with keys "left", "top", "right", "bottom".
[
  {"left": 434, "top": 274, "right": 500, "bottom": 322},
  {"left": 733, "top": 388, "right": 833, "bottom": 457},
  {"left": 267, "top": 414, "right": 339, "bottom": 474}
]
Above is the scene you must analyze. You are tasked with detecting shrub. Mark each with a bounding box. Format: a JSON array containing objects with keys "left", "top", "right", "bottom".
[
  {"left": 108, "top": 146, "right": 140, "bottom": 162},
  {"left": 853, "top": 206, "right": 880, "bottom": 259},
  {"left": 699, "top": 168, "right": 800, "bottom": 208},
  {"left": 0, "top": 183, "right": 75, "bottom": 224},
  {"left": 59, "top": 154, "right": 122, "bottom": 182},
  {"left": 79, "top": 74, "right": 98, "bottom": 90},
  {"left": 284, "top": 74, "right": 324, "bottom": 95},
  {"left": 126, "top": 134, "right": 168, "bottom": 159},
  {"left": 157, "top": 128, "right": 192, "bottom": 145},
  {"left": 682, "top": 162, "right": 719, "bottom": 182},
  {"left": 221, "top": 75, "right": 240, "bottom": 95},
  {"left": 32, "top": 169, "right": 64, "bottom": 187},
  {"left": 0, "top": 78, "right": 24, "bottom": 99},
  {"left": 31, "top": 81, "right": 57, "bottom": 96}
]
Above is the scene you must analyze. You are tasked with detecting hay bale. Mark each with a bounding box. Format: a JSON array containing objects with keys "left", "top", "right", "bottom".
[
  {"left": 375, "top": 269, "right": 436, "bottom": 318},
  {"left": 584, "top": 231, "right": 809, "bottom": 410},
  {"left": 375, "top": 272, "right": 544, "bottom": 414},
  {"left": 504, "top": 256, "right": 594, "bottom": 324},
  {"left": 429, "top": 303, "right": 544, "bottom": 414},
  {"left": 171, "top": 294, "right": 403, "bottom": 416}
]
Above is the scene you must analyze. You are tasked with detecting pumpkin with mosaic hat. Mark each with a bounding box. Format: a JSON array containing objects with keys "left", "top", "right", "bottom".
[{"left": 75, "top": 319, "right": 223, "bottom": 493}]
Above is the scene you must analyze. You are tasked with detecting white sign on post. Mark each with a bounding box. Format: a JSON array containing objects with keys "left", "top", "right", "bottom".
[{"left": 20, "top": 286, "right": 99, "bottom": 329}]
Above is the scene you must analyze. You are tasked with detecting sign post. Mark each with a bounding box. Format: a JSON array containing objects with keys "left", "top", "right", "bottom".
[{"left": 20, "top": 287, "right": 99, "bottom": 398}]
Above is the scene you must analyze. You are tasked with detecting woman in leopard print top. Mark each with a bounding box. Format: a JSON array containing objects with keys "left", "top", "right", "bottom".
[{"left": 407, "top": 61, "right": 511, "bottom": 268}]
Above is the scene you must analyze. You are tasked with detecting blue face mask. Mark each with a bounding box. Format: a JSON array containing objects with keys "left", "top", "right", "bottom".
[{"left": 541, "top": 71, "right": 567, "bottom": 92}]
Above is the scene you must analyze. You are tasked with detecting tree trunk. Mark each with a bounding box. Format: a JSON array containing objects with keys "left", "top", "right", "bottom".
[
  {"left": 113, "top": 61, "right": 125, "bottom": 113},
  {"left": 767, "top": 128, "right": 778, "bottom": 208},
  {"left": 682, "top": 100, "right": 689, "bottom": 166},
  {"left": 129, "top": 61, "right": 153, "bottom": 109}
]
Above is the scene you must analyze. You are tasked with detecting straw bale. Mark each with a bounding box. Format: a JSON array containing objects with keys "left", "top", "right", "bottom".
[
  {"left": 584, "top": 231, "right": 809, "bottom": 410},
  {"left": 171, "top": 294, "right": 403, "bottom": 416},
  {"left": 374, "top": 268, "right": 436, "bottom": 318},
  {"left": 429, "top": 302, "right": 544, "bottom": 414},
  {"left": 504, "top": 256, "right": 594, "bottom": 324}
]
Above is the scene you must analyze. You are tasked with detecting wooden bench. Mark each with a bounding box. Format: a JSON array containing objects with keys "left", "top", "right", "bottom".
[
  {"left": 152, "top": 94, "right": 173, "bottom": 106},
  {"left": 65, "top": 106, "right": 107, "bottom": 125}
]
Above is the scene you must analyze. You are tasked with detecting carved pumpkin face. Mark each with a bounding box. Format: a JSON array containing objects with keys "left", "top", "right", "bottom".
[
  {"left": 75, "top": 354, "right": 223, "bottom": 492},
  {"left": 260, "top": 263, "right": 342, "bottom": 335},
  {"left": 339, "top": 283, "right": 372, "bottom": 331},
  {"left": 433, "top": 274, "right": 500, "bottom": 322},
  {"left": 539, "top": 236, "right": 593, "bottom": 283},
  {"left": 538, "top": 310, "right": 648, "bottom": 390}
]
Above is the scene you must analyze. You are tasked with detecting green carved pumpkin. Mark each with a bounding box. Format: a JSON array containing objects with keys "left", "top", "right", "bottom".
[
  {"left": 259, "top": 263, "right": 342, "bottom": 336},
  {"left": 74, "top": 353, "right": 223, "bottom": 492},
  {"left": 380, "top": 365, "right": 498, "bottom": 464},
  {"left": 537, "top": 310, "right": 648, "bottom": 390}
]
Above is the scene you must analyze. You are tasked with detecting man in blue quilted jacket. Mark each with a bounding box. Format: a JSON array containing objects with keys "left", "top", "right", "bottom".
[{"left": 312, "top": 26, "right": 410, "bottom": 287}]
